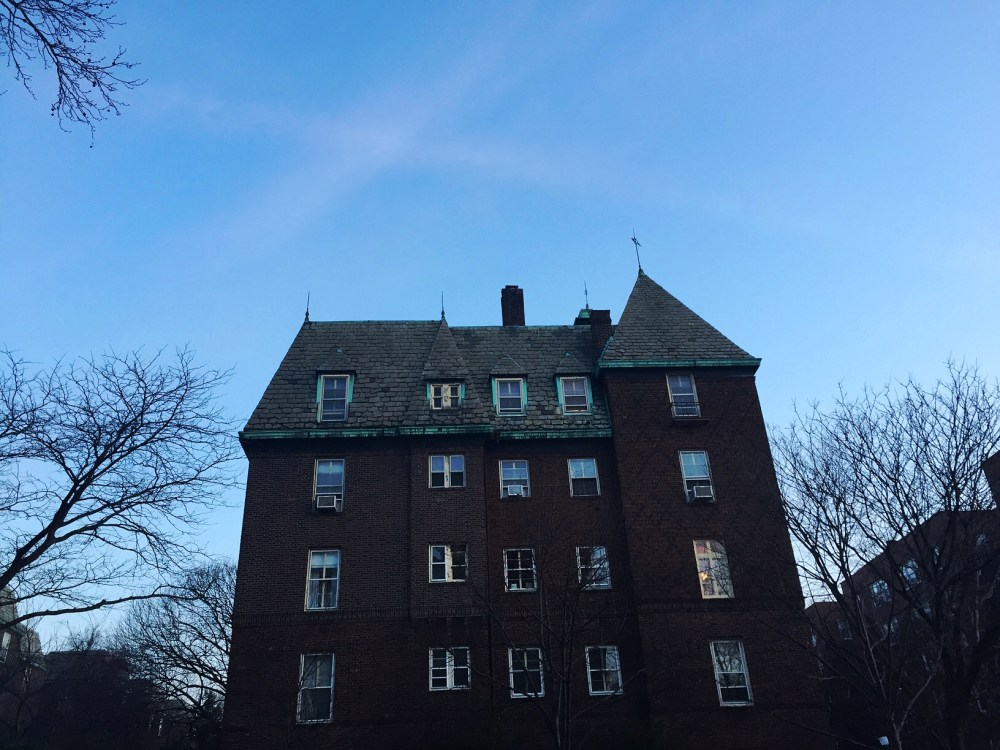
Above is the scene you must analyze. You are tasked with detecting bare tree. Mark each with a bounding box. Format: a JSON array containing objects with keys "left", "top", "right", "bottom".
[
  {"left": 774, "top": 363, "right": 1000, "bottom": 750},
  {"left": 115, "top": 559, "right": 234, "bottom": 739},
  {"left": 1, "top": 0, "right": 142, "bottom": 134},
  {"left": 0, "top": 348, "right": 236, "bottom": 629}
]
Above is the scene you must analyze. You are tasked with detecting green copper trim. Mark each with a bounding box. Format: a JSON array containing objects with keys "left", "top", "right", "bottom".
[
  {"left": 240, "top": 425, "right": 612, "bottom": 441},
  {"left": 598, "top": 358, "right": 761, "bottom": 371}
]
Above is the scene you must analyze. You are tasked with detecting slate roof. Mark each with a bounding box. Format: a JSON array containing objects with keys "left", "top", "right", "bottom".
[
  {"left": 244, "top": 271, "right": 755, "bottom": 434},
  {"left": 600, "top": 271, "right": 756, "bottom": 364},
  {"left": 244, "top": 320, "right": 611, "bottom": 433}
]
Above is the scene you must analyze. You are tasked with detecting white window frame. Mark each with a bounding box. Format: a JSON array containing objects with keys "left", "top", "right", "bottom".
[
  {"left": 508, "top": 647, "right": 544, "bottom": 698},
  {"left": 500, "top": 459, "right": 530, "bottom": 498},
  {"left": 667, "top": 373, "right": 700, "bottom": 417},
  {"left": 429, "top": 544, "right": 468, "bottom": 583},
  {"left": 504, "top": 548, "right": 537, "bottom": 592},
  {"left": 576, "top": 546, "right": 611, "bottom": 590},
  {"left": 585, "top": 645, "right": 622, "bottom": 695},
  {"left": 318, "top": 374, "right": 351, "bottom": 422},
  {"left": 314, "top": 459, "right": 345, "bottom": 510},
  {"left": 430, "top": 383, "right": 462, "bottom": 410},
  {"left": 305, "top": 550, "right": 340, "bottom": 610},
  {"left": 496, "top": 378, "right": 526, "bottom": 416},
  {"left": 297, "top": 653, "right": 335, "bottom": 723},
  {"left": 559, "top": 376, "right": 591, "bottom": 414},
  {"left": 429, "top": 455, "right": 465, "bottom": 489},
  {"left": 567, "top": 458, "right": 600, "bottom": 497},
  {"left": 679, "top": 450, "right": 714, "bottom": 502},
  {"left": 428, "top": 647, "right": 471, "bottom": 691},
  {"left": 710, "top": 640, "right": 753, "bottom": 707},
  {"left": 693, "top": 540, "right": 734, "bottom": 599}
]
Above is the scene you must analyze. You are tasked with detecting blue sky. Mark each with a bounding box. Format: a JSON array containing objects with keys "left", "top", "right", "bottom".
[{"left": 3, "top": 2, "right": 999, "bottom": 578}]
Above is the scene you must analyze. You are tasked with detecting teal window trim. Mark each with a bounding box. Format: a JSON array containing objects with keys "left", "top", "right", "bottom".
[
  {"left": 493, "top": 377, "right": 526, "bottom": 415},
  {"left": 317, "top": 373, "right": 353, "bottom": 422}
]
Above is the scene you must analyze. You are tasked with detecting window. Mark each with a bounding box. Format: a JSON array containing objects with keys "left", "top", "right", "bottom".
[
  {"left": 430, "top": 383, "right": 462, "bottom": 410},
  {"left": 837, "top": 618, "right": 853, "bottom": 641},
  {"left": 297, "top": 654, "right": 334, "bottom": 723},
  {"left": 693, "top": 540, "right": 734, "bottom": 598},
  {"left": 585, "top": 646, "right": 622, "bottom": 695},
  {"left": 576, "top": 546, "right": 611, "bottom": 589},
  {"left": 500, "top": 460, "right": 530, "bottom": 497},
  {"left": 508, "top": 648, "right": 544, "bottom": 698},
  {"left": 315, "top": 459, "right": 345, "bottom": 510},
  {"left": 496, "top": 378, "right": 525, "bottom": 415},
  {"left": 679, "top": 451, "right": 714, "bottom": 502},
  {"left": 667, "top": 373, "right": 700, "bottom": 417},
  {"left": 306, "top": 550, "right": 340, "bottom": 609},
  {"left": 428, "top": 647, "right": 471, "bottom": 691},
  {"left": 318, "top": 375, "right": 350, "bottom": 422},
  {"left": 901, "top": 559, "right": 919, "bottom": 584},
  {"left": 0, "top": 632, "right": 10, "bottom": 663},
  {"left": 710, "top": 641, "right": 752, "bottom": 706},
  {"left": 559, "top": 376, "right": 591, "bottom": 414},
  {"left": 429, "top": 545, "right": 468, "bottom": 582},
  {"left": 430, "top": 455, "right": 465, "bottom": 488},
  {"left": 504, "top": 549, "right": 537, "bottom": 592},
  {"left": 870, "top": 579, "right": 890, "bottom": 604},
  {"left": 567, "top": 458, "right": 600, "bottom": 496}
]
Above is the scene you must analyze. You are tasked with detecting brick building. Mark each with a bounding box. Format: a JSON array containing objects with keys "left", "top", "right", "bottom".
[{"left": 222, "top": 271, "right": 830, "bottom": 749}]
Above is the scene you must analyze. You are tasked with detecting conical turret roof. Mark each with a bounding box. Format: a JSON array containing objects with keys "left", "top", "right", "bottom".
[{"left": 600, "top": 271, "right": 757, "bottom": 365}]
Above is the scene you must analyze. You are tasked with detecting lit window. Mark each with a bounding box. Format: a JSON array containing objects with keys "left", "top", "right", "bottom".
[
  {"left": 306, "top": 550, "right": 340, "bottom": 610},
  {"left": 504, "top": 549, "right": 537, "bottom": 592},
  {"left": 710, "top": 641, "right": 752, "bottom": 706},
  {"left": 429, "top": 545, "right": 468, "bottom": 582},
  {"left": 585, "top": 646, "right": 622, "bottom": 695},
  {"left": 508, "top": 648, "right": 544, "bottom": 698},
  {"left": 667, "top": 373, "right": 700, "bottom": 417},
  {"left": 430, "top": 383, "right": 462, "bottom": 410},
  {"left": 870, "top": 579, "right": 890, "bottom": 604},
  {"left": 568, "top": 458, "right": 600, "bottom": 496},
  {"left": 693, "top": 540, "right": 734, "bottom": 598},
  {"left": 559, "top": 376, "right": 591, "bottom": 414},
  {"left": 576, "top": 546, "right": 611, "bottom": 590},
  {"left": 429, "top": 455, "right": 465, "bottom": 488},
  {"left": 315, "top": 459, "right": 345, "bottom": 510},
  {"left": 500, "top": 460, "right": 530, "bottom": 498},
  {"left": 428, "top": 648, "right": 471, "bottom": 691},
  {"left": 318, "top": 375, "right": 350, "bottom": 422},
  {"left": 297, "top": 654, "right": 334, "bottom": 723},
  {"left": 679, "top": 451, "right": 714, "bottom": 502},
  {"left": 496, "top": 378, "right": 525, "bottom": 415}
]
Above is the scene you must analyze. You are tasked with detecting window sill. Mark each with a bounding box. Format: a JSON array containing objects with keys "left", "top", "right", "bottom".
[{"left": 672, "top": 416, "right": 708, "bottom": 426}]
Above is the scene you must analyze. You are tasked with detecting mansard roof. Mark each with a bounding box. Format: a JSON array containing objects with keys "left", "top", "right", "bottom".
[
  {"left": 244, "top": 321, "right": 611, "bottom": 434},
  {"left": 599, "top": 271, "right": 757, "bottom": 367}
]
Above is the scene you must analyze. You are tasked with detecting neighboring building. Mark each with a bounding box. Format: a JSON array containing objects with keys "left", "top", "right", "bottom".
[
  {"left": 223, "top": 272, "right": 831, "bottom": 749},
  {"left": 0, "top": 589, "right": 44, "bottom": 744},
  {"left": 806, "top": 503, "right": 1000, "bottom": 749}
]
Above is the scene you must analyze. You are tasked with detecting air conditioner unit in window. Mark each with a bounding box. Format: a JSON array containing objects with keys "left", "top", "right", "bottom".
[
  {"left": 692, "top": 485, "right": 715, "bottom": 501},
  {"left": 316, "top": 494, "right": 344, "bottom": 511},
  {"left": 506, "top": 485, "right": 524, "bottom": 497}
]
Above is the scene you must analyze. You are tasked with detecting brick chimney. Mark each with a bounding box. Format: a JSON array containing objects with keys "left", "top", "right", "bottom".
[
  {"left": 589, "top": 309, "right": 612, "bottom": 358},
  {"left": 501, "top": 285, "right": 525, "bottom": 326}
]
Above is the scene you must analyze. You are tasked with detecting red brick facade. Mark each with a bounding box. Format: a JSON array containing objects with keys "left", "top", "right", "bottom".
[{"left": 223, "top": 275, "right": 831, "bottom": 749}]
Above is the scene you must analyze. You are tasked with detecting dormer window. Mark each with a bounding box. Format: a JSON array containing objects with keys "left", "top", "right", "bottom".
[
  {"left": 667, "top": 374, "right": 700, "bottom": 417},
  {"left": 430, "top": 383, "right": 462, "bottom": 410},
  {"left": 495, "top": 378, "right": 526, "bottom": 416},
  {"left": 318, "top": 375, "right": 351, "bottom": 422},
  {"left": 559, "top": 376, "right": 591, "bottom": 414}
]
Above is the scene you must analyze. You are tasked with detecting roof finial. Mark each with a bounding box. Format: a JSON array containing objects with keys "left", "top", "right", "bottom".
[
  {"left": 584, "top": 281, "right": 590, "bottom": 310},
  {"left": 441, "top": 291, "right": 445, "bottom": 320},
  {"left": 304, "top": 291, "right": 311, "bottom": 324},
  {"left": 630, "top": 231, "right": 643, "bottom": 273}
]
